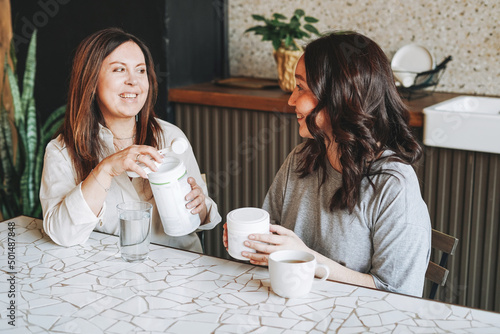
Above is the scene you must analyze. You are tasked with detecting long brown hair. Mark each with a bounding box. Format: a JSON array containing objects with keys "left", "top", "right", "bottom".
[
  {"left": 61, "top": 27, "right": 163, "bottom": 182},
  {"left": 297, "top": 31, "right": 422, "bottom": 213}
]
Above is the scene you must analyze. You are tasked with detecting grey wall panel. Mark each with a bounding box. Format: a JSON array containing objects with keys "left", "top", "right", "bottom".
[{"left": 422, "top": 147, "right": 500, "bottom": 312}]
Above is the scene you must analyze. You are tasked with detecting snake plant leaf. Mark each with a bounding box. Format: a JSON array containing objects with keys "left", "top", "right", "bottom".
[
  {"left": 21, "top": 30, "right": 37, "bottom": 116},
  {"left": 0, "top": 29, "right": 60, "bottom": 219},
  {"left": 0, "top": 106, "right": 16, "bottom": 191},
  {"left": 41, "top": 104, "right": 65, "bottom": 137},
  {"left": 9, "top": 38, "right": 17, "bottom": 71},
  {"left": 5, "top": 65, "right": 22, "bottom": 126},
  {"left": 24, "top": 97, "right": 38, "bottom": 212}
]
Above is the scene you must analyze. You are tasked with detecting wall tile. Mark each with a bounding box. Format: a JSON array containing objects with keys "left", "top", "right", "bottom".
[{"left": 229, "top": 0, "right": 499, "bottom": 95}]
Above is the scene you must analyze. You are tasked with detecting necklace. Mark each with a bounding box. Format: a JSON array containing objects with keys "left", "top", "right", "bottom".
[{"left": 113, "top": 134, "right": 136, "bottom": 140}]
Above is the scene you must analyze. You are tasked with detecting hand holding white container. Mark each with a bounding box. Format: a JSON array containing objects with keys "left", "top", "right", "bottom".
[
  {"left": 127, "top": 137, "right": 201, "bottom": 236},
  {"left": 227, "top": 207, "right": 270, "bottom": 261}
]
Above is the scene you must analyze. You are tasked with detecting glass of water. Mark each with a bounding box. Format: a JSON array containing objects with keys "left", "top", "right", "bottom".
[{"left": 117, "top": 201, "right": 153, "bottom": 262}]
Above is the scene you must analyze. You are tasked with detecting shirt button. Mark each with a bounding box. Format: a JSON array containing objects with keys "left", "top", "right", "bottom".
[{"left": 99, "top": 220, "right": 103, "bottom": 226}]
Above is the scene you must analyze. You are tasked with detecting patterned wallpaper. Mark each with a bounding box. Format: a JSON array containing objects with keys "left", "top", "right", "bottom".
[{"left": 228, "top": 0, "right": 499, "bottom": 96}]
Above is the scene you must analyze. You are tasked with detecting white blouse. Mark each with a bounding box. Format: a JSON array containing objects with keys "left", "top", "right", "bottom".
[{"left": 40, "top": 119, "right": 221, "bottom": 252}]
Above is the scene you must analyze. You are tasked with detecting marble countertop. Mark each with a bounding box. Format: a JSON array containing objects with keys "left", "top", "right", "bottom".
[{"left": 2, "top": 216, "right": 500, "bottom": 333}]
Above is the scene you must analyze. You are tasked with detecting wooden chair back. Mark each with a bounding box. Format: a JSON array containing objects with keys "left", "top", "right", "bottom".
[{"left": 425, "top": 229, "right": 459, "bottom": 299}]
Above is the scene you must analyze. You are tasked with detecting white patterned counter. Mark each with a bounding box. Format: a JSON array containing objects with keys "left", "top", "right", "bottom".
[{"left": 1, "top": 216, "right": 500, "bottom": 333}]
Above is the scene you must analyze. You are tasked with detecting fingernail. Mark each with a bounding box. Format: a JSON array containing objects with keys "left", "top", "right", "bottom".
[
  {"left": 185, "top": 196, "right": 192, "bottom": 201},
  {"left": 248, "top": 234, "right": 255, "bottom": 240},
  {"left": 242, "top": 252, "right": 248, "bottom": 257},
  {"left": 244, "top": 241, "right": 250, "bottom": 247}
]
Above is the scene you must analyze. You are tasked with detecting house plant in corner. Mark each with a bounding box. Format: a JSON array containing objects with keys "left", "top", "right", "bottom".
[
  {"left": 0, "top": 30, "right": 65, "bottom": 219},
  {"left": 245, "top": 9, "right": 321, "bottom": 92}
]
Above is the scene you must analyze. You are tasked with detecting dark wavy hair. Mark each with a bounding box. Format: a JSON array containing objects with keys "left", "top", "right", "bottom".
[
  {"left": 296, "top": 31, "right": 422, "bottom": 213},
  {"left": 61, "top": 27, "right": 164, "bottom": 183}
]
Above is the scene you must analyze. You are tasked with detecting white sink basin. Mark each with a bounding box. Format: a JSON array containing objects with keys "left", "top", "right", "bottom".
[{"left": 423, "top": 96, "right": 500, "bottom": 154}]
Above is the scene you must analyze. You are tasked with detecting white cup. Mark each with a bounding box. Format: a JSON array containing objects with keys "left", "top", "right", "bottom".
[
  {"left": 269, "top": 250, "right": 329, "bottom": 298},
  {"left": 227, "top": 207, "right": 270, "bottom": 261}
]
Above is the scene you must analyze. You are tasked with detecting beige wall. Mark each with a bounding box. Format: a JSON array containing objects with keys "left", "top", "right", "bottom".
[{"left": 229, "top": 0, "right": 499, "bottom": 96}]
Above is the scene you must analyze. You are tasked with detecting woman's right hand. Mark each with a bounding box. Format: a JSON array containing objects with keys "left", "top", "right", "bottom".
[
  {"left": 99, "top": 145, "right": 164, "bottom": 179},
  {"left": 82, "top": 145, "right": 163, "bottom": 216}
]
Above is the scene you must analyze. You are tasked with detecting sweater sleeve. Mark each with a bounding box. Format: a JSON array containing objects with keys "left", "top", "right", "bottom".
[
  {"left": 368, "top": 169, "right": 431, "bottom": 297},
  {"left": 40, "top": 139, "right": 104, "bottom": 246}
]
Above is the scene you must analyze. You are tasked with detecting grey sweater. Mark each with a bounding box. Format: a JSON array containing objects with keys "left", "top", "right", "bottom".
[{"left": 262, "top": 145, "right": 431, "bottom": 297}]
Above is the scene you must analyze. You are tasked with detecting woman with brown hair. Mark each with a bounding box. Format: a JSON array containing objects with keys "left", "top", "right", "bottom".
[
  {"left": 224, "top": 31, "right": 431, "bottom": 297},
  {"left": 41, "top": 28, "right": 221, "bottom": 251}
]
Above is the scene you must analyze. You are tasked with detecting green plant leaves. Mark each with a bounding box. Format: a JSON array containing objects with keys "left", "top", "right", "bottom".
[
  {"left": 245, "top": 9, "right": 321, "bottom": 51},
  {"left": 294, "top": 9, "right": 305, "bottom": 17},
  {"left": 304, "top": 16, "right": 319, "bottom": 23},
  {"left": 304, "top": 24, "right": 321, "bottom": 36},
  {"left": 251, "top": 14, "right": 266, "bottom": 21},
  {"left": 272, "top": 13, "right": 286, "bottom": 20},
  {"left": 272, "top": 39, "right": 282, "bottom": 51},
  {"left": 0, "top": 29, "right": 66, "bottom": 219}
]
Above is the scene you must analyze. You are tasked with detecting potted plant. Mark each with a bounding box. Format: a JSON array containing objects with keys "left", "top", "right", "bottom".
[
  {"left": 245, "top": 9, "right": 321, "bottom": 92},
  {"left": 0, "top": 30, "right": 65, "bottom": 219}
]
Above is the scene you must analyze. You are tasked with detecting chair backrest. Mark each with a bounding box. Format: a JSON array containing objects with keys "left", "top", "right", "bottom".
[{"left": 425, "top": 229, "right": 459, "bottom": 299}]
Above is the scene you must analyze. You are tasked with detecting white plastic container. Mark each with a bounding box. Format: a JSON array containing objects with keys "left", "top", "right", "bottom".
[
  {"left": 148, "top": 157, "right": 201, "bottom": 236},
  {"left": 227, "top": 207, "right": 270, "bottom": 261}
]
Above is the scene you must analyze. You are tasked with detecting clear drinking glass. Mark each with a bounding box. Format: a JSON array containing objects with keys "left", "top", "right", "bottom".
[{"left": 116, "top": 201, "right": 153, "bottom": 262}]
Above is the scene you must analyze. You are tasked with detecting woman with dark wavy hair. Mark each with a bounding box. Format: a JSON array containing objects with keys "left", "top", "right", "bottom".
[
  {"left": 41, "top": 28, "right": 221, "bottom": 251},
  {"left": 224, "top": 31, "right": 431, "bottom": 296}
]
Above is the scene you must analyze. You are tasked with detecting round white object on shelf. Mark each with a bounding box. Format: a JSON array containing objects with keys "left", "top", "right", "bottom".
[{"left": 391, "top": 44, "right": 434, "bottom": 87}]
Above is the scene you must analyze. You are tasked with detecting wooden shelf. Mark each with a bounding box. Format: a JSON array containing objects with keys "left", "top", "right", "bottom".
[{"left": 169, "top": 81, "right": 464, "bottom": 128}]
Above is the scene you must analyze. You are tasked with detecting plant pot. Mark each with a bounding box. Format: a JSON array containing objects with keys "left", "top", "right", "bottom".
[{"left": 273, "top": 48, "right": 303, "bottom": 92}]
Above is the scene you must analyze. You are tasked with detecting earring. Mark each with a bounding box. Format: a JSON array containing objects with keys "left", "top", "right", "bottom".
[{"left": 135, "top": 114, "right": 138, "bottom": 122}]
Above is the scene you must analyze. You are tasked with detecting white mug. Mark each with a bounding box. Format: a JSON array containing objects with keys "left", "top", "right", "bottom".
[{"left": 269, "top": 250, "right": 329, "bottom": 298}]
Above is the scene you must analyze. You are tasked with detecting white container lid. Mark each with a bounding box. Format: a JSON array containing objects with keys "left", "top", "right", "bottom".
[
  {"left": 227, "top": 208, "right": 270, "bottom": 232},
  {"left": 126, "top": 137, "right": 189, "bottom": 178},
  {"left": 148, "top": 157, "right": 186, "bottom": 184}
]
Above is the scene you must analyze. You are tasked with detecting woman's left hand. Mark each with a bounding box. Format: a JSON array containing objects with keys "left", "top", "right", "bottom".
[
  {"left": 242, "top": 224, "right": 311, "bottom": 266},
  {"left": 186, "top": 177, "right": 207, "bottom": 224}
]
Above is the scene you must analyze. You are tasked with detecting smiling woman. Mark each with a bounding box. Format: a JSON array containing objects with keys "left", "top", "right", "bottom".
[
  {"left": 40, "top": 28, "right": 221, "bottom": 251},
  {"left": 224, "top": 31, "right": 431, "bottom": 298}
]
